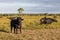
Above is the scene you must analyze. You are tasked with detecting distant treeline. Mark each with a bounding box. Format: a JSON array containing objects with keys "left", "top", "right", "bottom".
[{"left": 0, "top": 13, "right": 60, "bottom": 16}]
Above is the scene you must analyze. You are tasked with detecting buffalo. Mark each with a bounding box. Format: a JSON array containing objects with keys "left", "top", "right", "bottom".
[
  {"left": 40, "top": 17, "right": 57, "bottom": 24},
  {"left": 10, "top": 17, "right": 23, "bottom": 34}
]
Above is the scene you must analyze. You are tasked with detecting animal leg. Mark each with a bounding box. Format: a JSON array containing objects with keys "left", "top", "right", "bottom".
[
  {"left": 20, "top": 25, "right": 22, "bottom": 33},
  {"left": 16, "top": 26, "right": 18, "bottom": 34},
  {"left": 14, "top": 27, "right": 16, "bottom": 33},
  {"left": 11, "top": 26, "right": 12, "bottom": 33}
]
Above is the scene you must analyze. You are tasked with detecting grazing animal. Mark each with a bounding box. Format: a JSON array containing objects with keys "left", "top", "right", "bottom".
[
  {"left": 40, "top": 17, "right": 57, "bottom": 24},
  {"left": 10, "top": 17, "right": 23, "bottom": 34}
]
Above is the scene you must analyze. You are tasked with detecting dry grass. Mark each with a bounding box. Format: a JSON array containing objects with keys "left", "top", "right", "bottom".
[
  {"left": 0, "top": 29, "right": 60, "bottom": 40},
  {"left": 0, "top": 15, "right": 60, "bottom": 40}
]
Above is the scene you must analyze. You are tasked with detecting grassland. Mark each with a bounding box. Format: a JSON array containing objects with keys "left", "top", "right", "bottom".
[{"left": 0, "top": 15, "right": 60, "bottom": 40}]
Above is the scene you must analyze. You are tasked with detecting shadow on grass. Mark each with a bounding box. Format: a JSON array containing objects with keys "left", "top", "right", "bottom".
[{"left": 0, "top": 29, "right": 9, "bottom": 33}]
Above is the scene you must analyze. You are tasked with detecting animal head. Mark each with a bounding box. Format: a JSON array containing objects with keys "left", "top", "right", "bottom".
[
  {"left": 17, "top": 17, "right": 24, "bottom": 21},
  {"left": 8, "top": 17, "right": 24, "bottom": 21},
  {"left": 8, "top": 17, "right": 16, "bottom": 20}
]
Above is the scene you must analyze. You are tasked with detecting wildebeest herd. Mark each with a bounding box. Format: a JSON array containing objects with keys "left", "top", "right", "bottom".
[{"left": 9, "top": 17, "right": 57, "bottom": 34}]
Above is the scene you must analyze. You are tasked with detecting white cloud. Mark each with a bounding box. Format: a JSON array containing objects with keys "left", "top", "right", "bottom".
[
  {"left": 0, "top": 2, "right": 40, "bottom": 13},
  {"left": 0, "top": 2, "right": 39, "bottom": 8}
]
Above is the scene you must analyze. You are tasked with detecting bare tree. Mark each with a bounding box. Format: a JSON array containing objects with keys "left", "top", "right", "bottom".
[{"left": 18, "top": 8, "right": 24, "bottom": 16}]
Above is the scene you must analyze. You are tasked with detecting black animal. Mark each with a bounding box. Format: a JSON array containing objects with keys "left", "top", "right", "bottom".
[
  {"left": 10, "top": 17, "right": 23, "bottom": 34},
  {"left": 40, "top": 17, "right": 57, "bottom": 24}
]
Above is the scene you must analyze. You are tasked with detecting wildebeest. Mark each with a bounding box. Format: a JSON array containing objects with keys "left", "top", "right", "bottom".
[
  {"left": 10, "top": 17, "right": 23, "bottom": 34},
  {"left": 40, "top": 17, "right": 57, "bottom": 24}
]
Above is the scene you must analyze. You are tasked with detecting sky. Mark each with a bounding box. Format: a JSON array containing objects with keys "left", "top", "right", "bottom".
[{"left": 0, "top": 0, "right": 60, "bottom": 14}]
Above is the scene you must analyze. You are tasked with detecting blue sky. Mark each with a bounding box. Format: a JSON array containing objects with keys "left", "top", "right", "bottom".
[{"left": 0, "top": 0, "right": 60, "bottom": 14}]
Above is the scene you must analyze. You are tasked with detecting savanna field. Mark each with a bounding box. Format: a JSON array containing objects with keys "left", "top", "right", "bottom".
[{"left": 0, "top": 14, "right": 60, "bottom": 40}]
